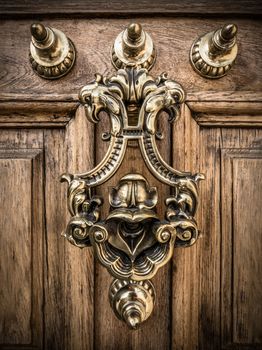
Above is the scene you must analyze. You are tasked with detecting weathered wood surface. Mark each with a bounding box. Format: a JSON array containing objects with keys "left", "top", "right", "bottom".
[
  {"left": 221, "top": 148, "right": 262, "bottom": 348},
  {"left": 64, "top": 107, "right": 95, "bottom": 350},
  {"left": 0, "top": 10, "right": 262, "bottom": 350},
  {"left": 0, "top": 18, "right": 261, "bottom": 100},
  {"left": 0, "top": 136, "right": 44, "bottom": 349},
  {"left": 171, "top": 105, "right": 202, "bottom": 349},
  {"left": 43, "top": 107, "right": 95, "bottom": 350},
  {"left": 171, "top": 118, "right": 262, "bottom": 349},
  {"left": 0, "top": 0, "right": 261, "bottom": 15}
]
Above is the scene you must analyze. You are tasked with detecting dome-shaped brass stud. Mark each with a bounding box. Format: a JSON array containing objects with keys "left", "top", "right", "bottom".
[
  {"left": 190, "top": 23, "right": 238, "bottom": 79},
  {"left": 29, "top": 22, "right": 76, "bottom": 79}
]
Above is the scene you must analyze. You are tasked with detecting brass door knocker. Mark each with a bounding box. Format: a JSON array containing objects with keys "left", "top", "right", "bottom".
[{"left": 61, "top": 23, "right": 205, "bottom": 329}]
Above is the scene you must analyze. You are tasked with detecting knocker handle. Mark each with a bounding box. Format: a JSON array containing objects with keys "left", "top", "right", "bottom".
[{"left": 61, "top": 22, "right": 205, "bottom": 329}]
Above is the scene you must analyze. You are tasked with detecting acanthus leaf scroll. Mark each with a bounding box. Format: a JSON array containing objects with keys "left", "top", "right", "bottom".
[{"left": 61, "top": 23, "right": 205, "bottom": 329}]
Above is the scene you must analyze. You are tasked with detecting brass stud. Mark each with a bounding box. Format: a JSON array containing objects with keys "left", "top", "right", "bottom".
[
  {"left": 29, "top": 22, "right": 76, "bottom": 79},
  {"left": 190, "top": 23, "right": 238, "bottom": 79},
  {"left": 112, "top": 22, "right": 155, "bottom": 70}
]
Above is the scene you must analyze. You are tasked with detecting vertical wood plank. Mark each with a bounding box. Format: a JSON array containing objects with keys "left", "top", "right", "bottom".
[
  {"left": 221, "top": 143, "right": 262, "bottom": 348},
  {"left": 31, "top": 150, "right": 44, "bottom": 349},
  {"left": 233, "top": 157, "right": 262, "bottom": 344},
  {"left": 198, "top": 126, "right": 222, "bottom": 349},
  {"left": 171, "top": 104, "right": 202, "bottom": 350},
  {"left": 64, "top": 106, "right": 95, "bottom": 350},
  {"left": 44, "top": 129, "right": 67, "bottom": 350},
  {"left": 0, "top": 158, "right": 32, "bottom": 344},
  {"left": 0, "top": 147, "right": 44, "bottom": 349}
]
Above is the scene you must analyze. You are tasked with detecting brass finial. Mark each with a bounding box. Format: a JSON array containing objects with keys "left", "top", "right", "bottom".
[
  {"left": 30, "top": 23, "right": 47, "bottom": 42},
  {"left": 112, "top": 23, "right": 156, "bottom": 70},
  {"left": 221, "top": 23, "right": 238, "bottom": 41},
  {"left": 190, "top": 23, "right": 238, "bottom": 78},
  {"left": 209, "top": 23, "right": 238, "bottom": 56},
  {"left": 29, "top": 22, "right": 75, "bottom": 79},
  {"left": 109, "top": 279, "right": 155, "bottom": 329},
  {"left": 125, "top": 311, "right": 141, "bottom": 330},
  {"left": 122, "top": 23, "right": 146, "bottom": 59},
  {"left": 127, "top": 23, "right": 142, "bottom": 41}
]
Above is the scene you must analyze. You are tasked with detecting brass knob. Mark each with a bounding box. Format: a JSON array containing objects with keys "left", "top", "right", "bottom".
[
  {"left": 109, "top": 279, "right": 155, "bottom": 329},
  {"left": 112, "top": 22, "right": 156, "bottom": 70},
  {"left": 190, "top": 23, "right": 238, "bottom": 78},
  {"left": 29, "top": 22, "right": 76, "bottom": 79}
]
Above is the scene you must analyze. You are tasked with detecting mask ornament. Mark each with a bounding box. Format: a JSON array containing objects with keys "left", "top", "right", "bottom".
[{"left": 61, "top": 23, "right": 205, "bottom": 329}]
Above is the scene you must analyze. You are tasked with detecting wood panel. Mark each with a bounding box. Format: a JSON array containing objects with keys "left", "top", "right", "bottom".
[
  {"left": 221, "top": 148, "right": 262, "bottom": 349},
  {"left": 0, "top": 18, "right": 261, "bottom": 100},
  {"left": 171, "top": 108, "right": 262, "bottom": 349},
  {"left": 0, "top": 7, "right": 261, "bottom": 350},
  {"left": 64, "top": 106, "right": 95, "bottom": 350},
  {"left": 0, "top": 98, "right": 78, "bottom": 128},
  {"left": 0, "top": 0, "right": 261, "bottom": 15},
  {"left": 43, "top": 106, "right": 95, "bottom": 350},
  {"left": 171, "top": 105, "right": 203, "bottom": 349},
  {"left": 43, "top": 128, "right": 67, "bottom": 350},
  {"left": 0, "top": 148, "right": 44, "bottom": 349}
]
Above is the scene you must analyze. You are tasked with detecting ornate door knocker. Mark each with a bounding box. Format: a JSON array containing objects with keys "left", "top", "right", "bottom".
[{"left": 61, "top": 23, "right": 205, "bottom": 329}]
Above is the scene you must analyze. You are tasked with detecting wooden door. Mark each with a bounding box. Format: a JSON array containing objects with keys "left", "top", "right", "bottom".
[{"left": 0, "top": 2, "right": 261, "bottom": 349}]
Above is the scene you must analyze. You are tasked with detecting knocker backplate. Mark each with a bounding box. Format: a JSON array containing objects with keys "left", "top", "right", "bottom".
[{"left": 61, "top": 23, "right": 204, "bottom": 329}]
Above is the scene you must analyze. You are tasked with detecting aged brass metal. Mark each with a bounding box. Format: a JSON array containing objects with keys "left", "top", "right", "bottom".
[
  {"left": 190, "top": 23, "right": 238, "bottom": 78},
  {"left": 29, "top": 23, "right": 75, "bottom": 79},
  {"left": 109, "top": 279, "right": 155, "bottom": 329},
  {"left": 61, "top": 23, "right": 205, "bottom": 328},
  {"left": 112, "top": 23, "right": 156, "bottom": 70}
]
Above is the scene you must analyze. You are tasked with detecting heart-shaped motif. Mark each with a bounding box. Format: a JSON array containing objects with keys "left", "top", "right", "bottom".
[{"left": 117, "top": 222, "right": 146, "bottom": 260}]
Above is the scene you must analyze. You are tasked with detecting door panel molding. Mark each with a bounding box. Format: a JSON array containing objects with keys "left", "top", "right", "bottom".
[
  {"left": 0, "top": 95, "right": 78, "bottom": 128},
  {"left": 193, "top": 114, "right": 262, "bottom": 127},
  {"left": 221, "top": 148, "right": 262, "bottom": 349},
  {"left": 0, "top": 148, "right": 44, "bottom": 350},
  {"left": 1, "top": 91, "right": 261, "bottom": 128}
]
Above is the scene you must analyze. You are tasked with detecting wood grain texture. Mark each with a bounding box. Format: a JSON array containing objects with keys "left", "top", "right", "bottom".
[
  {"left": 43, "top": 128, "right": 67, "bottom": 350},
  {"left": 193, "top": 114, "right": 262, "bottom": 127},
  {"left": 38, "top": 107, "right": 95, "bottom": 350},
  {"left": 221, "top": 148, "right": 262, "bottom": 349},
  {"left": 0, "top": 18, "right": 261, "bottom": 99},
  {"left": 64, "top": 106, "right": 95, "bottom": 350},
  {"left": 0, "top": 145, "right": 44, "bottom": 349},
  {"left": 233, "top": 157, "right": 262, "bottom": 345},
  {"left": 0, "top": 0, "right": 261, "bottom": 15},
  {"left": 0, "top": 100, "right": 78, "bottom": 128},
  {"left": 0, "top": 8, "right": 262, "bottom": 350},
  {"left": 171, "top": 104, "right": 202, "bottom": 349},
  {"left": 171, "top": 107, "right": 262, "bottom": 349}
]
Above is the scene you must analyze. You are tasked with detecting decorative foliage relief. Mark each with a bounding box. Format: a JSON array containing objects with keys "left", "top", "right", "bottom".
[{"left": 61, "top": 66, "right": 204, "bottom": 281}]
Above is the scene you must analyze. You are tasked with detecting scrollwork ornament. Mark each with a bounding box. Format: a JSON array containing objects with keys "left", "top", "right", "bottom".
[{"left": 61, "top": 23, "right": 205, "bottom": 329}]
